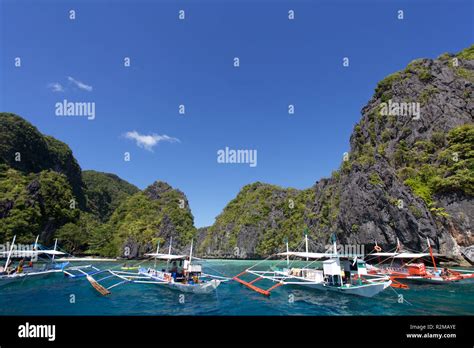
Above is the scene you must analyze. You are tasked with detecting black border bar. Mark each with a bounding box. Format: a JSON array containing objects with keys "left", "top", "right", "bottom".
[{"left": 0, "top": 316, "right": 472, "bottom": 346}]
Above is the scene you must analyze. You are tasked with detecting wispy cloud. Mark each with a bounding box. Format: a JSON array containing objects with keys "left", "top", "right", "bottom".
[
  {"left": 124, "top": 131, "right": 180, "bottom": 151},
  {"left": 47, "top": 82, "right": 64, "bottom": 92},
  {"left": 67, "top": 76, "right": 93, "bottom": 92}
]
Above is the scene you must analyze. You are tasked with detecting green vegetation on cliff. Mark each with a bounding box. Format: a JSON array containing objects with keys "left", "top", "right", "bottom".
[
  {"left": 199, "top": 182, "right": 316, "bottom": 257},
  {"left": 0, "top": 166, "right": 79, "bottom": 244},
  {"left": 457, "top": 45, "right": 474, "bottom": 60},
  {"left": 0, "top": 113, "right": 85, "bottom": 207},
  {"left": 401, "top": 124, "right": 474, "bottom": 207},
  {"left": 201, "top": 45, "right": 473, "bottom": 257},
  {"left": 0, "top": 113, "right": 194, "bottom": 256},
  {"left": 90, "top": 181, "right": 196, "bottom": 257},
  {"left": 83, "top": 170, "right": 139, "bottom": 222},
  {"left": 56, "top": 212, "right": 99, "bottom": 253},
  {"left": 1, "top": 45, "right": 473, "bottom": 258}
]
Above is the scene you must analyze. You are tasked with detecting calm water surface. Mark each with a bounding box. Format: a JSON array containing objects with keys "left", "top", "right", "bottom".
[{"left": 1, "top": 260, "right": 473, "bottom": 315}]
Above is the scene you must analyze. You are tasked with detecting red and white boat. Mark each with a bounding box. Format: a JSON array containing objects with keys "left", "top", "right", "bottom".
[{"left": 365, "top": 238, "right": 474, "bottom": 287}]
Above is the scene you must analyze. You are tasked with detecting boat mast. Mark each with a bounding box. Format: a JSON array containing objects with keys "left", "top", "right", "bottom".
[
  {"left": 427, "top": 237, "right": 437, "bottom": 272},
  {"left": 4, "top": 235, "right": 16, "bottom": 270},
  {"left": 286, "top": 238, "right": 289, "bottom": 267},
  {"left": 154, "top": 241, "right": 160, "bottom": 269},
  {"left": 304, "top": 231, "right": 308, "bottom": 261},
  {"left": 189, "top": 239, "right": 193, "bottom": 265},
  {"left": 396, "top": 238, "right": 401, "bottom": 252},
  {"left": 167, "top": 237, "right": 172, "bottom": 269},
  {"left": 52, "top": 239, "right": 58, "bottom": 261},
  {"left": 33, "top": 235, "right": 39, "bottom": 250},
  {"left": 331, "top": 234, "right": 342, "bottom": 286}
]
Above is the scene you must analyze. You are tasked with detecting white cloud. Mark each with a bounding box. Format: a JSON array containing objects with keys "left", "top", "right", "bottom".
[
  {"left": 47, "top": 82, "right": 64, "bottom": 92},
  {"left": 124, "top": 131, "right": 180, "bottom": 151},
  {"left": 67, "top": 76, "right": 93, "bottom": 92}
]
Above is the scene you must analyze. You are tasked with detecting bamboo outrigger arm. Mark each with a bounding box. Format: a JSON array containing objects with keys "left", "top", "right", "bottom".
[
  {"left": 87, "top": 275, "right": 111, "bottom": 296},
  {"left": 232, "top": 270, "right": 283, "bottom": 296}
]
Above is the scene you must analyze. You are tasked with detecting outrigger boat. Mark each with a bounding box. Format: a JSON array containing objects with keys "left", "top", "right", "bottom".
[
  {"left": 0, "top": 235, "right": 114, "bottom": 285},
  {"left": 120, "top": 264, "right": 139, "bottom": 271},
  {"left": 233, "top": 234, "right": 392, "bottom": 298},
  {"left": 365, "top": 238, "right": 474, "bottom": 286},
  {"left": 59, "top": 256, "right": 117, "bottom": 279},
  {"left": 86, "top": 238, "right": 229, "bottom": 296},
  {"left": 0, "top": 235, "right": 69, "bottom": 286}
]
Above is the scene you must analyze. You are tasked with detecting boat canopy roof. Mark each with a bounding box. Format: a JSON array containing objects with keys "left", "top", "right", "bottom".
[
  {"left": 369, "top": 252, "right": 442, "bottom": 258},
  {"left": 56, "top": 257, "right": 117, "bottom": 262},
  {"left": 394, "top": 252, "right": 441, "bottom": 258},
  {"left": 0, "top": 250, "right": 66, "bottom": 256},
  {"left": 277, "top": 251, "right": 337, "bottom": 259},
  {"left": 370, "top": 252, "right": 399, "bottom": 257},
  {"left": 144, "top": 253, "right": 187, "bottom": 260}
]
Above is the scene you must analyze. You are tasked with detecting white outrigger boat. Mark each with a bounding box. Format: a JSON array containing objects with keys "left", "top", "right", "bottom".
[
  {"left": 0, "top": 235, "right": 69, "bottom": 286},
  {"left": 1, "top": 235, "right": 115, "bottom": 286},
  {"left": 233, "top": 234, "right": 392, "bottom": 298},
  {"left": 86, "top": 238, "right": 229, "bottom": 296},
  {"left": 365, "top": 238, "right": 474, "bottom": 286}
]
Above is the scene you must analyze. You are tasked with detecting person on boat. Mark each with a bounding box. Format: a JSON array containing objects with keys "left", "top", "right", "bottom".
[
  {"left": 340, "top": 268, "right": 346, "bottom": 285},
  {"left": 17, "top": 259, "right": 24, "bottom": 274},
  {"left": 170, "top": 261, "right": 178, "bottom": 280},
  {"left": 441, "top": 267, "right": 452, "bottom": 278},
  {"left": 4, "top": 259, "right": 15, "bottom": 274},
  {"left": 170, "top": 262, "right": 178, "bottom": 273}
]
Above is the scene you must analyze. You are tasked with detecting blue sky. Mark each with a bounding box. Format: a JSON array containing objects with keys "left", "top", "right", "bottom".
[{"left": 1, "top": 0, "right": 473, "bottom": 227}]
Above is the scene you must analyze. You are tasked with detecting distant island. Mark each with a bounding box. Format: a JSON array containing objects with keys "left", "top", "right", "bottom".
[{"left": 0, "top": 45, "right": 473, "bottom": 263}]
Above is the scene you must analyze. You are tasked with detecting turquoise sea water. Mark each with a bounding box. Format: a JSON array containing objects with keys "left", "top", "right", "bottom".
[{"left": 1, "top": 260, "right": 473, "bottom": 316}]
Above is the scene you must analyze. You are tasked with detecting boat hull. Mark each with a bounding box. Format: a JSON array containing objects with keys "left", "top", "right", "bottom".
[
  {"left": 167, "top": 279, "right": 221, "bottom": 294},
  {"left": 399, "top": 275, "right": 474, "bottom": 285},
  {"left": 295, "top": 280, "right": 392, "bottom": 298},
  {"left": 138, "top": 268, "right": 222, "bottom": 294},
  {"left": 0, "top": 273, "right": 27, "bottom": 287},
  {"left": 0, "top": 269, "right": 62, "bottom": 287}
]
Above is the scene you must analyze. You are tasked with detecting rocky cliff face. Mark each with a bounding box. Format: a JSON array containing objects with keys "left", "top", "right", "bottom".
[
  {"left": 198, "top": 46, "right": 474, "bottom": 261},
  {"left": 336, "top": 47, "right": 473, "bottom": 258},
  {"left": 0, "top": 113, "right": 86, "bottom": 208},
  {"left": 198, "top": 182, "right": 315, "bottom": 258},
  {"left": 0, "top": 167, "right": 79, "bottom": 244},
  {"left": 83, "top": 170, "right": 139, "bottom": 222},
  {"left": 0, "top": 114, "right": 194, "bottom": 255},
  {"left": 104, "top": 181, "right": 196, "bottom": 258},
  {"left": 1, "top": 46, "right": 472, "bottom": 260}
]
